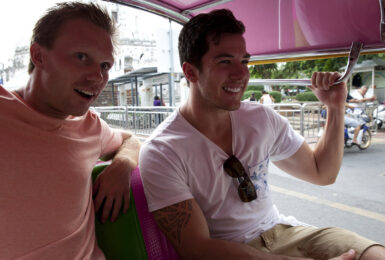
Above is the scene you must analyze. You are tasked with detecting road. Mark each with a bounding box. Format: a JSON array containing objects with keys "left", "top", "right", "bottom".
[{"left": 269, "top": 129, "right": 385, "bottom": 245}]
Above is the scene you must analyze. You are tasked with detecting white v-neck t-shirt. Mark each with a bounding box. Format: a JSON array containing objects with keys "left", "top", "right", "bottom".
[{"left": 139, "top": 102, "right": 305, "bottom": 243}]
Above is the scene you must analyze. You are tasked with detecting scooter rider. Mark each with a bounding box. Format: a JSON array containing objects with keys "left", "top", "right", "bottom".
[{"left": 344, "top": 94, "right": 364, "bottom": 145}]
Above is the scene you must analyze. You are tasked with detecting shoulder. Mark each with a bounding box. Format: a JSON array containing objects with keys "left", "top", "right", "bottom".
[
  {"left": 0, "top": 85, "right": 18, "bottom": 103},
  {"left": 68, "top": 109, "right": 113, "bottom": 137},
  {"left": 142, "top": 111, "right": 189, "bottom": 153}
]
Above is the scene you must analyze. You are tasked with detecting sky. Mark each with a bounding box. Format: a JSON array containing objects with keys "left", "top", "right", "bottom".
[
  {"left": 0, "top": 0, "right": 174, "bottom": 66},
  {"left": 0, "top": 0, "right": 67, "bottom": 65}
]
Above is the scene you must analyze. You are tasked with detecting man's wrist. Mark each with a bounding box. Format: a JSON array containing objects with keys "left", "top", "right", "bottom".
[{"left": 112, "top": 155, "right": 137, "bottom": 171}]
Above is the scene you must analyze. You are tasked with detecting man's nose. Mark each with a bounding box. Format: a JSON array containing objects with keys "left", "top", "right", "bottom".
[
  {"left": 86, "top": 65, "right": 104, "bottom": 83},
  {"left": 230, "top": 63, "right": 249, "bottom": 79}
]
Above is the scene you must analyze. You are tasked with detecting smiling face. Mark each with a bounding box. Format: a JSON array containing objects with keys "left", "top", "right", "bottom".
[
  {"left": 188, "top": 33, "right": 250, "bottom": 112},
  {"left": 31, "top": 18, "right": 114, "bottom": 119}
]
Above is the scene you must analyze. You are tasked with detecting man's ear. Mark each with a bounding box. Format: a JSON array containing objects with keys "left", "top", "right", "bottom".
[
  {"left": 182, "top": 62, "right": 199, "bottom": 83},
  {"left": 30, "top": 43, "right": 46, "bottom": 70}
]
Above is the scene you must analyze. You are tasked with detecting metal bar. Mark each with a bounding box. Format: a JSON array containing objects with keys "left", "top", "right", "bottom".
[
  {"left": 300, "top": 104, "right": 305, "bottom": 136},
  {"left": 248, "top": 42, "right": 385, "bottom": 65},
  {"left": 104, "top": 0, "right": 189, "bottom": 23},
  {"left": 111, "top": 83, "right": 115, "bottom": 106},
  {"left": 125, "top": 104, "right": 129, "bottom": 128},
  {"left": 182, "top": 0, "right": 232, "bottom": 15},
  {"left": 160, "top": 83, "right": 163, "bottom": 102},
  {"left": 135, "top": 76, "right": 139, "bottom": 106},
  {"left": 380, "top": 0, "right": 385, "bottom": 41},
  {"left": 133, "top": 106, "right": 137, "bottom": 134},
  {"left": 168, "top": 74, "right": 173, "bottom": 106},
  {"left": 250, "top": 42, "right": 363, "bottom": 86},
  {"left": 131, "top": 81, "right": 134, "bottom": 106}
]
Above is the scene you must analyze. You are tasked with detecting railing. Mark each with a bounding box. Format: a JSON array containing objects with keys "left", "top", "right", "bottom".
[
  {"left": 261, "top": 102, "right": 324, "bottom": 143},
  {"left": 92, "top": 106, "right": 176, "bottom": 136},
  {"left": 92, "top": 102, "right": 378, "bottom": 142}
]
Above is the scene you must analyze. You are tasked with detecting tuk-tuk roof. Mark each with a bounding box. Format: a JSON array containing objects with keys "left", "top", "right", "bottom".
[{"left": 109, "top": 0, "right": 385, "bottom": 64}]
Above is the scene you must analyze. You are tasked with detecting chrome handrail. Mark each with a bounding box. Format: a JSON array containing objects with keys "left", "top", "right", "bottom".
[
  {"left": 249, "top": 41, "right": 363, "bottom": 86},
  {"left": 380, "top": 0, "right": 385, "bottom": 41}
]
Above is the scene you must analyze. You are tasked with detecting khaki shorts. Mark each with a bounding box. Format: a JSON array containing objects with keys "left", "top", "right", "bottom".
[{"left": 247, "top": 224, "right": 380, "bottom": 260}]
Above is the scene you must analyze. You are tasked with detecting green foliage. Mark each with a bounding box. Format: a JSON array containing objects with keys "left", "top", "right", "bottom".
[
  {"left": 358, "top": 53, "right": 385, "bottom": 62},
  {"left": 246, "top": 85, "right": 264, "bottom": 91},
  {"left": 242, "top": 90, "right": 261, "bottom": 101},
  {"left": 295, "top": 92, "right": 319, "bottom": 102},
  {"left": 249, "top": 56, "right": 350, "bottom": 83},
  {"left": 277, "top": 57, "right": 347, "bottom": 79},
  {"left": 247, "top": 55, "right": 385, "bottom": 102},
  {"left": 249, "top": 63, "right": 278, "bottom": 79},
  {"left": 269, "top": 91, "right": 282, "bottom": 103}
]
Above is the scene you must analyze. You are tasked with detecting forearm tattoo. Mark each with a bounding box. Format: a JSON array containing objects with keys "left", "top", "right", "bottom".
[{"left": 153, "top": 200, "right": 192, "bottom": 245}]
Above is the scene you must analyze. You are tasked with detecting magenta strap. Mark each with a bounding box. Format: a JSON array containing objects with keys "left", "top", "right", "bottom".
[{"left": 131, "top": 167, "right": 180, "bottom": 260}]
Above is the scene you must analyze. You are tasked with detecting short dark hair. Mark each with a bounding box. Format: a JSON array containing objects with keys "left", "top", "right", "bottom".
[
  {"left": 28, "top": 2, "right": 117, "bottom": 74},
  {"left": 178, "top": 9, "right": 245, "bottom": 70}
]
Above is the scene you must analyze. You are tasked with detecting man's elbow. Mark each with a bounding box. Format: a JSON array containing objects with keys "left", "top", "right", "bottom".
[
  {"left": 178, "top": 239, "right": 218, "bottom": 260},
  {"left": 317, "top": 173, "right": 338, "bottom": 186}
]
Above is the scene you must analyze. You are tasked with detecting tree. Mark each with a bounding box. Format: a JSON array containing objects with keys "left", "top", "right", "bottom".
[
  {"left": 248, "top": 55, "right": 385, "bottom": 101},
  {"left": 249, "top": 63, "right": 277, "bottom": 79},
  {"left": 249, "top": 56, "right": 355, "bottom": 81}
]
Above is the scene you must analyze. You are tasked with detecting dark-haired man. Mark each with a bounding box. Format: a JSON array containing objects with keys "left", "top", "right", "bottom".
[
  {"left": 0, "top": 2, "right": 139, "bottom": 259},
  {"left": 139, "top": 9, "right": 384, "bottom": 260}
]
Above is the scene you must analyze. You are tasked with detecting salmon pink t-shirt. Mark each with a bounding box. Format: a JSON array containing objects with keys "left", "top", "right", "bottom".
[{"left": 0, "top": 86, "right": 123, "bottom": 259}]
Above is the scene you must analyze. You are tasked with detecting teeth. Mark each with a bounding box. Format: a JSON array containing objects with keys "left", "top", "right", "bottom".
[
  {"left": 224, "top": 87, "right": 241, "bottom": 93},
  {"left": 76, "top": 89, "right": 94, "bottom": 96}
]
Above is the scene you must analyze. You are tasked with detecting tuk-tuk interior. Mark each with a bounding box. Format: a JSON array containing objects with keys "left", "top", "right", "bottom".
[{"left": 92, "top": 0, "right": 385, "bottom": 259}]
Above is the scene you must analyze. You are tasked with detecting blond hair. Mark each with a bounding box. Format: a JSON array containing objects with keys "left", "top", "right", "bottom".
[{"left": 28, "top": 1, "right": 117, "bottom": 74}]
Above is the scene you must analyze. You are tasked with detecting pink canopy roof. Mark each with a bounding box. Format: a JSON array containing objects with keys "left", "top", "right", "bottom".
[{"left": 112, "top": 0, "right": 385, "bottom": 63}]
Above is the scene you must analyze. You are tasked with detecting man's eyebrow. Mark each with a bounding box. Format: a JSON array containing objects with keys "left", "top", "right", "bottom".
[
  {"left": 214, "top": 53, "right": 251, "bottom": 59},
  {"left": 214, "top": 53, "right": 233, "bottom": 59}
]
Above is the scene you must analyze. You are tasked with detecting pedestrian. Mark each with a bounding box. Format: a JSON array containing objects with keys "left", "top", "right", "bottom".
[
  {"left": 153, "top": 95, "right": 162, "bottom": 106},
  {"left": 260, "top": 90, "right": 275, "bottom": 104},
  {"left": 249, "top": 92, "right": 256, "bottom": 101},
  {"left": 153, "top": 95, "right": 165, "bottom": 124}
]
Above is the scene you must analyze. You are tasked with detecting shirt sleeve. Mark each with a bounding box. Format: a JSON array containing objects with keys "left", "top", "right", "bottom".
[
  {"left": 139, "top": 140, "right": 194, "bottom": 212},
  {"left": 99, "top": 117, "right": 123, "bottom": 157},
  {"left": 264, "top": 107, "right": 304, "bottom": 161}
]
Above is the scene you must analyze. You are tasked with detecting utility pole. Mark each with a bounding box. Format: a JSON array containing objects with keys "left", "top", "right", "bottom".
[{"left": 168, "top": 19, "right": 175, "bottom": 106}]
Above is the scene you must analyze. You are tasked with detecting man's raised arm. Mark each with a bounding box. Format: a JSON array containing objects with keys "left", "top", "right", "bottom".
[{"left": 274, "top": 72, "right": 347, "bottom": 185}]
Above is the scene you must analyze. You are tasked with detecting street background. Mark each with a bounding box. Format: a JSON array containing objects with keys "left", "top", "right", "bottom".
[{"left": 270, "top": 129, "right": 385, "bottom": 244}]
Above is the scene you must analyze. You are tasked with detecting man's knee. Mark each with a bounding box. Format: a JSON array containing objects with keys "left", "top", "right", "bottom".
[
  {"left": 300, "top": 227, "right": 378, "bottom": 260},
  {"left": 360, "top": 245, "right": 385, "bottom": 260}
]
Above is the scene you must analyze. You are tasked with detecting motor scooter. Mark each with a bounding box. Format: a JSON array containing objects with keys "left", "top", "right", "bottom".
[
  {"left": 344, "top": 114, "right": 372, "bottom": 150},
  {"left": 373, "top": 104, "right": 385, "bottom": 129}
]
